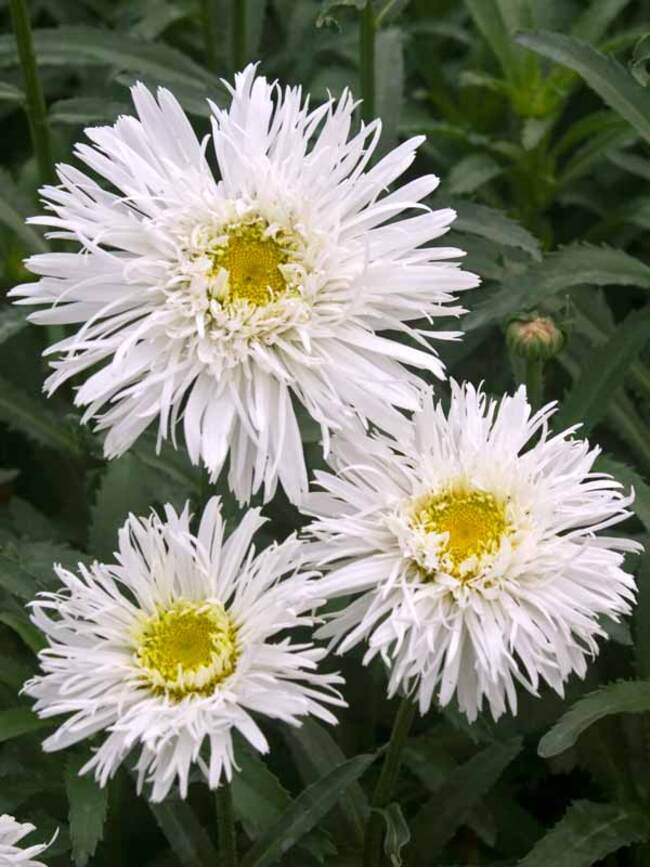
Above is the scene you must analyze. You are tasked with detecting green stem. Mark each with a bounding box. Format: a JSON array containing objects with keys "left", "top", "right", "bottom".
[
  {"left": 200, "top": 0, "right": 218, "bottom": 72},
  {"left": 232, "top": 0, "right": 247, "bottom": 72},
  {"left": 525, "top": 356, "right": 544, "bottom": 411},
  {"left": 216, "top": 783, "right": 238, "bottom": 867},
  {"left": 9, "top": 0, "right": 54, "bottom": 185},
  {"left": 363, "top": 697, "right": 416, "bottom": 867},
  {"left": 359, "top": 0, "right": 376, "bottom": 124}
]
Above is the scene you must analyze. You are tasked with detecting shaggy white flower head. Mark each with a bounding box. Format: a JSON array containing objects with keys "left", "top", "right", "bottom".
[
  {"left": 24, "top": 498, "right": 344, "bottom": 802},
  {"left": 305, "top": 382, "right": 639, "bottom": 722},
  {"left": 0, "top": 815, "right": 52, "bottom": 867},
  {"left": 10, "top": 64, "right": 478, "bottom": 505}
]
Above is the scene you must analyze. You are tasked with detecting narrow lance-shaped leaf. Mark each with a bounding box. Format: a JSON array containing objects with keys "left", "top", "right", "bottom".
[
  {"left": 538, "top": 680, "right": 650, "bottom": 758},
  {"left": 65, "top": 755, "right": 109, "bottom": 867},
  {"left": 0, "top": 707, "right": 50, "bottom": 743},
  {"left": 148, "top": 799, "right": 219, "bottom": 867},
  {"left": 516, "top": 31, "right": 650, "bottom": 143},
  {"left": 518, "top": 800, "right": 650, "bottom": 867},
  {"left": 241, "top": 753, "right": 376, "bottom": 867},
  {"left": 465, "top": 243, "right": 650, "bottom": 332},
  {"left": 407, "top": 737, "right": 522, "bottom": 865},
  {"left": 0, "top": 374, "right": 84, "bottom": 456},
  {"left": 554, "top": 303, "right": 650, "bottom": 433}
]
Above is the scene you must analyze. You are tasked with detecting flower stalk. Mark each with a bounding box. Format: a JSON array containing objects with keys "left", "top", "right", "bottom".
[
  {"left": 232, "top": 0, "right": 247, "bottom": 72},
  {"left": 216, "top": 783, "right": 238, "bottom": 867},
  {"left": 359, "top": 0, "right": 376, "bottom": 123},
  {"left": 9, "top": 0, "right": 54, "bottom": 185},
  {"left": 363, "top": 697, "right": 416, "bottom": 867}
]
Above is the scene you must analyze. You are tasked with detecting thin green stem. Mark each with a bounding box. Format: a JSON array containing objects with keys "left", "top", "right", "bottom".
[
  {"left": 359, "top": 0, "right": 376, "bottom": 124},
  {"left": 9, "top": 0, "right": 54, "bottom": 185},
  {"left": 200, "top": 0, "right": 218, "bottom": 72},
  {"left": 525, "top": 356, "right": 544, "bottom": 411},
  {"left": 232, "top": 0, "right": 247, "bottom": 72},
  {"left": 363, "top": 697, "right": 416, "bottom": 867},
  {"left": 216, "top": 783, "right": 238, "bottom": 867}
]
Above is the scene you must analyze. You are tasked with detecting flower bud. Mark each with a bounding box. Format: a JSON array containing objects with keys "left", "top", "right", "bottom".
[{"left": 506, "top": 314, "right": 565, "bottom": 361}]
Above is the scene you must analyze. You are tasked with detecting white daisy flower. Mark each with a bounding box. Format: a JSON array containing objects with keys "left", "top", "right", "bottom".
[
  {"left": 0, "top": 815, "right": 53, "bottom": 867},
  {"left": 305, "top": 382, "right": 639, "bottom": 722},
  {"left": 24, "top": 498, "right": 343, "bottom": 802},
  {"left": 10, "top": 64, "right": 478, "bottom": 504}
]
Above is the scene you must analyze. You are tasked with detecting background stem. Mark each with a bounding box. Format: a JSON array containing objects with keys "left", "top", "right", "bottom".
[
  {"left": 525, "top": 356, "right": 544, "bottom": 410},
  {"left": 200, "top": 0, "right": 218, "bottom": 72},
  {"left": 9, "top": 0, "right": 54, "bottom": 186},
  {"left": 216, "top": 783, "right": 238, "bottom": 867},
  {"left": 359, "top": 0, "right": 376, "bottom": 123},
  {"left": 363, "top": 697, "right": 416, "bottom": 867},
  {"left": 232, "top": 0, "right": 247, "bottom": 72}
]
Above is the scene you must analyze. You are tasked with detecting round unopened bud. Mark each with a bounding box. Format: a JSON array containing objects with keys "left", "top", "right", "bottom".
[{"left": 506, "top": 314, "right": 565, "bottom": 361}]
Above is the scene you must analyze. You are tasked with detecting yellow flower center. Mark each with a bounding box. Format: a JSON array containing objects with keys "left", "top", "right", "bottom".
[
  {"left": 134, "top": 600, "right": 238, "bottom": 701},
  {"left": 411, "top": 487, "right": 511, "bottom": 579},
  {"left": 211, "top": 220, "right": 295, "bottom": 307}
]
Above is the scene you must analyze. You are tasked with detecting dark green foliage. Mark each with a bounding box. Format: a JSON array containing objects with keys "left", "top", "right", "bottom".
[{"left": 0, "top": 1, "right": 648, "bottom": 866}]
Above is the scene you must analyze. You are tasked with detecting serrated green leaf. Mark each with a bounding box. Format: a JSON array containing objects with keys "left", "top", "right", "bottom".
[
  {"left": 451, "top": 200, "right": 541, "bottom": 260},
  {"left": 554, "top": 303, "right": 650, "bottom": 433},
  {"left": 0, "top": 375, "right": 84, "bottom": 456},
  {"left": 518, "top": 800, "right": 649, "bottom": 867},
  {"left": 407, "top": 738, "right": 522, "bottom": 864},
  {"left": 241, "top": 753, "right": 375, "bottom": 867},
  {"left": 283, "top": 719, "right": 369, "bottom": 848},
  {"left": 538, "top": 681, "right": 650, "bottom": 758},
  {"left": 149, "top": 799, "right": 219, "bottom": 867},
  {"left": 0, "top": 707, "right": 50, "bottom": 743},
  {"left": 465, "top": 244, "right": 650, "bottom": 331},
  {"left": 447, "top": 153, "right": 503, "bottom": 195},
  {"left": 517, "top": 31, "right": 650, "bottom": 142},
  {"left": 0, "top": 541, "right": 83, "bottom": 599},
  {"left": 65, "top": 754, "right": 109, "bottom": 867}
]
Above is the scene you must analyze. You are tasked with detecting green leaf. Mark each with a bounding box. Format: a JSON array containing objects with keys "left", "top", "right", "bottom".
[
  {"left": 231, "top": 740, "right": 333, "bottom": 861},
  {"left": 570, "top": 0, "right": 632, "bottom": 45},
  {"left": 0, "top": 541, "right": 84, "bottom": 599},
  {"left": 464, "top": 0, "right": 518, "bottom": 79},
  {"left": 538, "top": 681, "right": 650, "bottom": 758},
  {"left": 465, "top": 244, "right": 650, "bottom": 331},
  {"left": 0, "top": 655, "right": 33, "bottom": 690},
  {"left": 609, "top": 149, "right": 650, "bottom": 183},
  {"left": 65, "top": 754, "right": 109, "bottom": 867},
  {"left": 0, "top": 610, "right": 46, "bottom": 653},
  {"left": 0, "top": 170, "right": 47, "bottom": 254},
  {"left": 316, "top": 0, "right": 365, "bottom": 28},
  {"left": 407, "top": 737, "right": 522, "bottom": 864},
  {"left": 0, "top": 308, "right": 27, "bottom": 345},
  {"left": 554, "top": 303, "right": 650, "bottom": 433},
  {"left": 241, "top": 753, "right": 375, "bottom": 867},
  {"left": 595, "top": 456, "right": 650, "bottom": 534},
  {"left": 634, "top": 551, "right": 650, "bottom": 680},
  {"left": 516, "top": 31, "right": 650, "bottom": 143},
  {"left": 149, "top": 799, "right": 219, "bottom": 867},
  {"left": 0, "top": 707, "right": 50, "bottom": 743},
  {"left": 518, "top": 800, "right": 649, "bottom": 867},
  {"left": 630, "top": 33, "right": 650, "bottom": 87},
  {"left": 375, "top": 28, "right": 404, "bottom": 157},
  {"left": 50, "top": 97, "right": 130, "bottom": 125},
  {"left": 0, "top": 375, "right": 84, "bottom": 456},
  {"left": 375, "top": 803, "right": 410, "bottom": 867},
  {"left": 451, "top": 200, "right": 541, "bottom": 260},
  {"left": 0, "top": 27, "right": 215, "bottom": 91},
  {"left": 283, "top": 719, "right": 369, "bottom": 848},
  {"left": 447, "top": 153, "right": 503, "bottom": 195},
  {"left": 0, "top": 80, "right": 23, "bottom": 102}
]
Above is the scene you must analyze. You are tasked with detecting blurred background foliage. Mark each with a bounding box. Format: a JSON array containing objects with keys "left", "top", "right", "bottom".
[{"left": 0, "top": 0, "right": 650, "bottom": 865}]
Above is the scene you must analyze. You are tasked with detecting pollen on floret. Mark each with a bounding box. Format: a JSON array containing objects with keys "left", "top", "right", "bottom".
[
  {"left": 209, "top": 218, "right": 300, "bottom": 308},
  {"left": 134, "top": 599, "right": 238, "bottom": 701},
  {"left": 411, "top": 486, "right": 511, "bottom": 580}
]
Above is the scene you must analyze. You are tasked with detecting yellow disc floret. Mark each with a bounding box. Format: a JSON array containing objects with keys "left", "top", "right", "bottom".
[
  {"left": 411, "top": 486, "right": 511, "bottom": 580},
  {"left": 211, "top": 219, "right": 297, "bottom": 307},
  {"left": 134, "top": 600, "right": 238, "bottom": 701}
]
